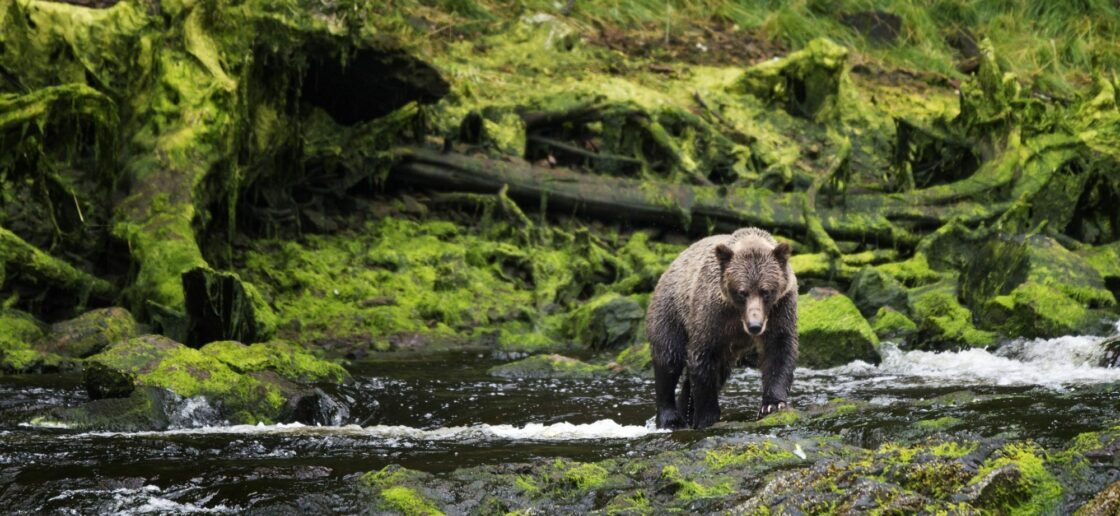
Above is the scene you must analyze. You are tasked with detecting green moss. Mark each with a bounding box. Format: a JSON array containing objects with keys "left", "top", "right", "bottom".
[
  {"left": 969, "top": 443, "right": 1063, "bottom": 514},
  {"left": 982, "top": 282, "right": 1098, "bottom": 338},
  {"left": 565, "top": 292, "right": 644, "bottom": 350},
  {"left": 0, "top": 309, "right": 66, "bottom": 372},
  {"left": 200, "top": 340, "right": 349, "bottom": 383},
  {"left": 561, "top": 461, "right": 610, "bottom": 491},
  {"left": 875, "top": 254, "right": 943, "bottom": 288},
  {"left": 915, "top": 416, "right": 962, "bottom": 432},
  {"left": 870, "top": 306, "right": 918, "bottom": 342},
  {"left": 908, "top": 279, "right": 997, "bottom": 350},
  {"left": 87, "top": 335, "right": 287, "bottom": 424},
  {"left": 363, "top": 465, "right": 444, "bottom": 516},
  {"left": 797, "top": 289, "right": 880, "bottom": 368},
  {"left": 756, "top": 409, "right": 801, "bottom": 427},
  {"left": 704, "top": 441, "right": 800, "bottom": 469},
  {"left": 612, "top": 342, "right": 652, "bottom": 375},
  {"left": 659, "top": 465, "right": 734, "bottom": 501}
]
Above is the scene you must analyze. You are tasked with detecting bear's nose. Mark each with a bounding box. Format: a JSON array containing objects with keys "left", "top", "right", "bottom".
[{"left": 747, "top": 323, "right": 763, "bottom": 335}]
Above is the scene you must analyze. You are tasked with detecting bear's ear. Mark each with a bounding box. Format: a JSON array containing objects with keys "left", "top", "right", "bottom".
[
  {"left": 715, "top": 244, "right": 734, "bottom": 268},
  {"left": 772, "top": 242, "right": 791, "bottom": 266}
]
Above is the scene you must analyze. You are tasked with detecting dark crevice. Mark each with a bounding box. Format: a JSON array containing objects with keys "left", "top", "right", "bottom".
[{"left": 301, "top": 46, "right": 448, "bottom": 126}]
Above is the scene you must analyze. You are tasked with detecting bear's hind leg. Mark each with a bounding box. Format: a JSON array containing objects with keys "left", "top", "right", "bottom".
[
  {"left": 650, "top": 316, "right": 687, "bottom": 430},
  {"left": 676, "top": 375, "right": 692, "bottom": 427},
  {"left": 689, "top": 358, "right": 732, "bottom": 429}
]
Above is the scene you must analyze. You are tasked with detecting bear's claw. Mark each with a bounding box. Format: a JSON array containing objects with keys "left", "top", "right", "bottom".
[{"left": 756, "top": 401, "right": 788, "bottom": 419}]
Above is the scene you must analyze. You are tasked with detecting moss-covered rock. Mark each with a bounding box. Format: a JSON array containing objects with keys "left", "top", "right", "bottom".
[
  {"left": 962, "top": 234, "right": 1116, "bottom": 338},
  {"left": 848, "top": 266, "right": 908, "bottom": 316},
  {"left": 565, "top": 293, "right": 644, "bottom": 350},
  {"left": 737, "top": 37, "right": 849, "bottom": 121},
  {"left": 907, "top": 278, "right": 997, "bottom": 350},
  {"left": 797, "top": 288, "right": 880, "bottom": 368},
  {"left": 34, "top": 307, "right": 139, "bottom": 359},
  {"left": 870, "top": 306, "right": 919, "bottom": 343},
  {"left": 200, "top": 339, "right": 348, "bottom": 384},
  {"left": 965, "top": 443, "right": 1063, "bottom": 514},
  {"left": 610, "top": 341, "right": 652, "bottom": 376},
  {"left": 488, "top": 354, "right": 612, "bottom": 379},
  {"left": 79, "top": 335, "right": 349, "bottom": 426},
  {"left": 0, "top": 308, "right": 69, "bottom": 373}
]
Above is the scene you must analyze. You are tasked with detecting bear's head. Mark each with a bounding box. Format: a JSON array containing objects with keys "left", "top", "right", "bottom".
[{"left": 714, "top": 240, "right": 791, "bottom": 336}]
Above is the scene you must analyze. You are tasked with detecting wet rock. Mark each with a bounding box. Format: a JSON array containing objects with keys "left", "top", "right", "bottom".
[
  {"left": 848, "top": 266, "right": 908, "bottom": 316},
  {"left": 962, "top": 234, "right": 1116, "bottom": 338},
  {"left": 566, "top": 293, "right": 644, "bottom": 350},
  {"left": 1100, "top": 336, "right": 1120, "bottom": 368},
  {"left": 40, "top": 386, "right": 173, "bottom": 431},
  {"left": 870, "top": 306, "right": 918, "bottom": 342},
  {"left": 488, "top": 354, "right": 612, "bottom": 379},
  {"left": 840, "top": 11, "right": 902, "bottom": 44},
  {"left": 281, "top": 387, "right": 350, "bottom": 426},
  {"left": 797, "top": 288, "right": 881, "bottom": 368},
  {"left": 961, "top": 464, "right": 1028, "bottom": 508},
  {"left": 1078, "top": 480, "right": 1120, "bottom": 515},
  {"left": 79, "top": 335, "right": 351, "bottom": 426},
  {"left": 34, "top": 307, "right": 139, "bottom": 358}
]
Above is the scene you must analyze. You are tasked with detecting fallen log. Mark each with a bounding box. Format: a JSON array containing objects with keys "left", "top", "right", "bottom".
[
  {"left": 0, "top": 226, "right": 116, "bottom": 300},
  {"left": 390, "top": 147, "right": 1009, "bottom": 246}
]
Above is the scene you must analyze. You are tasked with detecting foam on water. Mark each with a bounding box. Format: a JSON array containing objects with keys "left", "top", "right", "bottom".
[
  {"left": 46, "top": 485, "right": 238, "bottom": 515},
  {"left": 819, "top": 327, "right": 1120, "bottom": 389},
  {"left": 63, "top": 418, "right": 663, "bottom": 441}
]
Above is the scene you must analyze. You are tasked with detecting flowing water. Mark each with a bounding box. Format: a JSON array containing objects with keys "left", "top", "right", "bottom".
[{"left": 2, "top": 328, "right": 1119, "bottom": 514}]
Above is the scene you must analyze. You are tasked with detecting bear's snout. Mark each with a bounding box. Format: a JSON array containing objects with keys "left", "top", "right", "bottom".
[
  {"left": 745, "top": 297, "right": 767, "bottom": 335},
  {"left": 746, "top": 322, "right": 764, "bottom": 335}
]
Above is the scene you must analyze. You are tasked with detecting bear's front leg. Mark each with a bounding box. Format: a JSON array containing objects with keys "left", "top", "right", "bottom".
[{"left": 758, "top": 294, "right": 798, "bottom": 419}]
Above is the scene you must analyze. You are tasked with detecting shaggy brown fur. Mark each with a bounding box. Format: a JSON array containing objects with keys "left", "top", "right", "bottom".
[{"left": 647, "top": 227, "right": 799, "bottom": 429}]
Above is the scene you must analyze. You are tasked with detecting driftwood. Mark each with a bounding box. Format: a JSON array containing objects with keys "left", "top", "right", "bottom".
[{"left": 390, "top": 146, "right": 1009, "bottom": 246}]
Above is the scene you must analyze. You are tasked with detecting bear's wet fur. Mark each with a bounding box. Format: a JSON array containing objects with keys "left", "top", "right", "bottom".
[{"left": 647, "top": 227, "right": 799, "bottom": 429}]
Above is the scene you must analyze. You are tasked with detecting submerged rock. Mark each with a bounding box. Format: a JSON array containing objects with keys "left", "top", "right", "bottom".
[
  {"left": 797, "top": 288, "right": 880, "bottom": 368},
  {"left": 62, "top": 335, "right": 351, "bottom": 429},
  {"left": 34, "top": 307, "right": 139, "bottom": 359},
  {"left": 488, "top": 354, "right": 612, "bottom": 379}
]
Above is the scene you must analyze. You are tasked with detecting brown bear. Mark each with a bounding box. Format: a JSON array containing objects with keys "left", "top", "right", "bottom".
[{"left": 647, "top": 227, "right": 798, "bottom": 429}]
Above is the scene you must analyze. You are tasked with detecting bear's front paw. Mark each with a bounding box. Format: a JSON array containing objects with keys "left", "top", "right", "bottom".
[
  {"left": 756, "top": 401, "right": 788, "bottom": 419},
  {"left": 657, "top": 409, "right": 686, "bottom": 430}
]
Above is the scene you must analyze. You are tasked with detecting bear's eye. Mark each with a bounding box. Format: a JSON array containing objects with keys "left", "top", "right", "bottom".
[
  {"left": 761, "top": 288, "right": 773, "bottom": 299},
  {"left": 734, "top": 288, "right": 748, "bottom": 300}
]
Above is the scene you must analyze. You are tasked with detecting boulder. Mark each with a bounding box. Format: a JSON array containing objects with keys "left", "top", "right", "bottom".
[
  {"left": 610, "top": 342, "right": 652, "bottom": 376},
  {"left": 848, "top": 266, "right": 908, "bottom": 317},
  {"left": 1099, "top": 335, "right": 1120, "bottom": 368},
  {"left": 0, "top": 309, "right": 68, "bottom": 373},
  {"left": 35, "top": 307, "right": 139, "bottom": 358},
  {"left": 907, "top": 278, "right": 996, "bottom": 350},
  {"left": 797, "top": 288, "right": 881, "bottom": 368},
  {"left": 76, "top": 335, "right": 350, "bottom": 427},
  {"left": 489, "top": 354, "right": 612, "bottom": 379},
  {"left": 870, "top": 306, "right": 918, "bottom": 343},
  {"left": 566, "top": 293, "right": 644, "bottom": 350},
  {"left": 962, "top": 234, "right": 1116, "bottom": 338}
]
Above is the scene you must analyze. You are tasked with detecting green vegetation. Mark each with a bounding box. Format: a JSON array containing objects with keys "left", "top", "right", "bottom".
[{"left": 797, "top": 288, "right": 880, "bottom": 367}]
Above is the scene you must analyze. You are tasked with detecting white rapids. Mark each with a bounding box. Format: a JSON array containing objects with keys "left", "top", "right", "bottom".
[
  {"left": 60, "top": 418, "right": 664, "bottom": 441},
  {"left": 799, "top": 324, "right": 1120, "bottom": 390}
]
